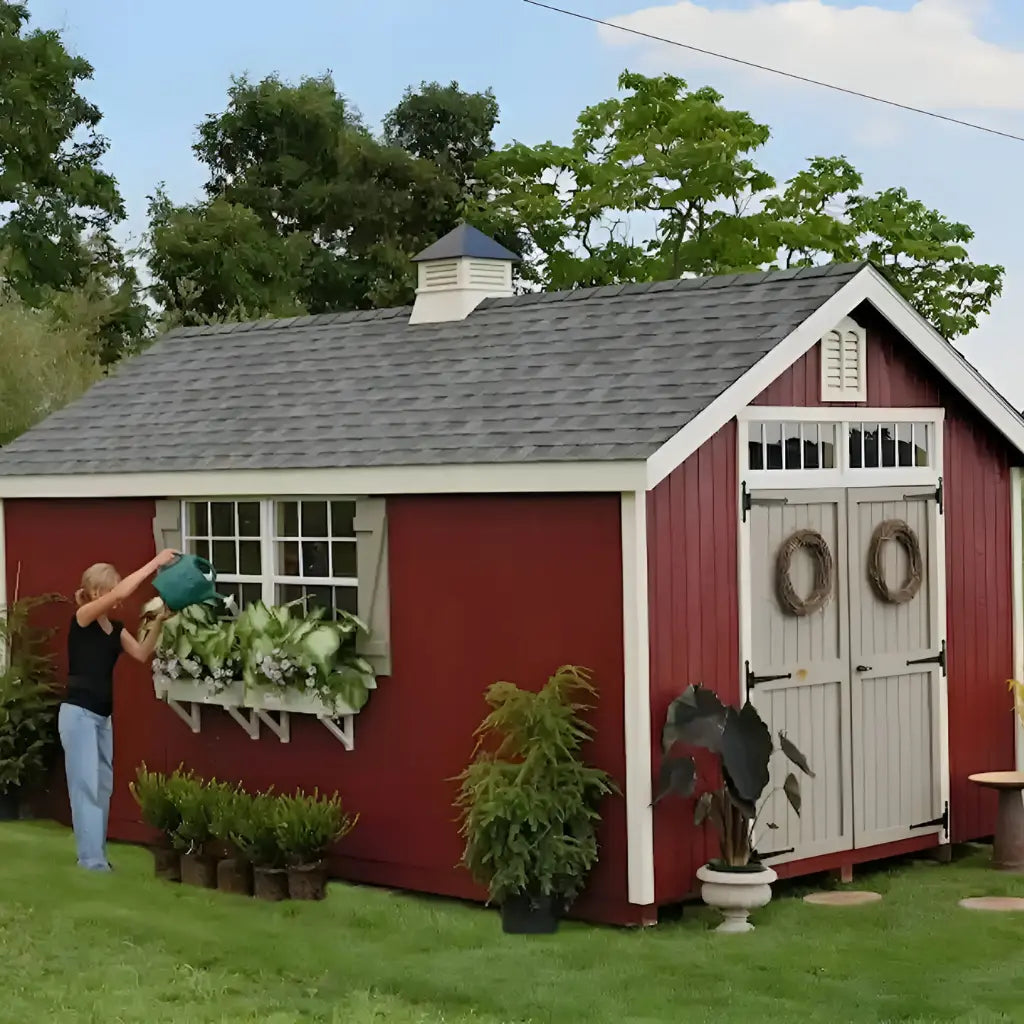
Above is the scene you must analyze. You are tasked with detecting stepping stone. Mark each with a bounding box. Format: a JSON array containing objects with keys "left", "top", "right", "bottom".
[
  {"left": 958, "top": 896, "right": 1024, "bottom": 912},
  {"left": 803, "top": 891, "right": 882, "bottom": 906}
]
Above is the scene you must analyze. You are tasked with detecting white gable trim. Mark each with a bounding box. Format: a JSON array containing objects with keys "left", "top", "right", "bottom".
[
  {"left": 0, "top": 460, "right": 647, "bottom": 500},
  {"left": 646, "top": 265, "right": 1024, "bottom": 489}
]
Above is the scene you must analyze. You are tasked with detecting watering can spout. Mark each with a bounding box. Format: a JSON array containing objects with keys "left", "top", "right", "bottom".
[{"left": 153, "top": 553, "right": 220, "bottom": 612}]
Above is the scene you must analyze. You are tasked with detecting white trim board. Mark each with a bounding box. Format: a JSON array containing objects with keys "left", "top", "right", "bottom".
[
  {"left": 620, "top": 491, "right": 655, "bottom": 907},
  {"left": 1012, "top": 469, "right": 1024, "bottom": 772},
  {"left": 648, "top": 265, "right": 1024, "bottom": 489},
  {"left": 0, "top": 461, "right": 647, "bottom": 501}
]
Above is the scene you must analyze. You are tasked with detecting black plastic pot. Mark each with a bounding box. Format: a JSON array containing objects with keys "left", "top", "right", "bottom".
[
  {"left": 0, "top": 789, "right": 19, "bottom": 821},
  {"left": 500, "top": 893, "right": 560, "bottom": 934}
]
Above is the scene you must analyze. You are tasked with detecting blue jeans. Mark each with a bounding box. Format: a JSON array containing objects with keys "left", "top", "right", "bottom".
[{"left": 58, "top": 703, "right": 113, "bottom": 870}]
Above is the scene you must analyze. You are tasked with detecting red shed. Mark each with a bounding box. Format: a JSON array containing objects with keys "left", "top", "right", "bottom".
[{"left": 2, "top": 226, "right": 1023, "bottom": 927}]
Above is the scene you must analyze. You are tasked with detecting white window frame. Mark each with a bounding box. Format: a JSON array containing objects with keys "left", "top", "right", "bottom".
[
  {"left": 737, "top": 407, "right": 944, "bottom": 490},
  {"left": 180, "top": 498, "right": 359, "bottom": 611}
]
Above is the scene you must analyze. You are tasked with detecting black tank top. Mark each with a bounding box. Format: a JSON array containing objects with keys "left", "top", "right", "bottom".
[{"left": 65, "top": 616, "right": 124, "bottom": 718}]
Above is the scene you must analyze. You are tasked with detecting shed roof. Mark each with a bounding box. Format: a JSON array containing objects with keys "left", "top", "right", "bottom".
[{"left": 0, "top": 263, "right": 869, "bottom": 477}]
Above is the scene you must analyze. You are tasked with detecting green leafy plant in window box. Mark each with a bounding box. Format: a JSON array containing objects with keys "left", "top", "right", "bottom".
[
  {"left": 454, "top": 665, "right": 617, "bottom": 935},
  {"left": 236, "top": 601, "right": 374, "bottom": 716},
  {"left": 147, "top": 601, "right": 241, "bottom": 698}
]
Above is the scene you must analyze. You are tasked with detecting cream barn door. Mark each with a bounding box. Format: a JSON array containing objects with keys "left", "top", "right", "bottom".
[
  {"left": 746, "top": 490, "right": 854, "bottom": 861},
  {"left": 846, "top": 487, "right": 946, "bottom": 848}
]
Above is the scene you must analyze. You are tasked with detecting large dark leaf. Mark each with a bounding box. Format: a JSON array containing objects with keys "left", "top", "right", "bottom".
[
  {"left": 719, "top": 702, "right": 773, "bottom": 804},
  {"left": 662, "top": 684, "right": 727, "bottom": 754},
  {"left": 722, "top": 767, "right": 757, "bottom": 821},
  {"left": 779, "top": 731, "right": 815, "bottom": 778},
  {"left": 653, "top": 755, "right": 697, "bottom": 804},
  {"left": 783, "top": 772, "right": 802, "bottom": 815}
]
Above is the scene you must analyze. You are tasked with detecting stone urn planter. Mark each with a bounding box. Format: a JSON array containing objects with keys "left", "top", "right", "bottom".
[{"left": 696, "top": 863, "right": 777, "bottom": 933}]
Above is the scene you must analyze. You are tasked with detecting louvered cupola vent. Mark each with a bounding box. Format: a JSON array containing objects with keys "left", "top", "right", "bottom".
[
  {"left": 409, "top": 224, "right": 519, "bottom": 325},
  {"left": 820, "top": 316, "right": 867, "bottom": 402}
]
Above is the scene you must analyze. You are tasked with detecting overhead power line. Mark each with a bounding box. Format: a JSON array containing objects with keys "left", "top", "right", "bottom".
[{"left": 522, "top": 0, "right": 1024, "bottom": 144}]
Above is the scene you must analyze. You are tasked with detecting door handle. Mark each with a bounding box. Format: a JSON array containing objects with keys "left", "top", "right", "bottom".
[{"left": 855, "top": 665, "right": 872, "bottom": 673}]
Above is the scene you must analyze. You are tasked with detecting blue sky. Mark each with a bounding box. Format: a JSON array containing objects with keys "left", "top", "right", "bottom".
[{"left": 27, "top": 0, "right": 1024, "bottom": 402}]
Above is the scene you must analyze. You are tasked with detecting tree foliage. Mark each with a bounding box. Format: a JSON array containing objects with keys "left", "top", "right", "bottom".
[
  {"left": 479, "top": 71, "right": 1001, "bottom": 338},
  {"left": 0, "top": 2, "right": 147, "bottom": 362},
  {"left": 0, "top": 267, "right": 102, "bottom": 445},
  {"left": 148, "top": 74, "right": 518, "bottom": 321}
]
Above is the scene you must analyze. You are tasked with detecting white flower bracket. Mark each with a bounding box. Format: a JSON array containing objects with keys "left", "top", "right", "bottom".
[{"left": 153, "top": 675, "right": 357, "bottom": 750}]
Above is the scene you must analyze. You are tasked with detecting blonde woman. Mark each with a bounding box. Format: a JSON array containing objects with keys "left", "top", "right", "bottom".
[{"left": 60, "top": 550, "right": 177, "bottom": 871}]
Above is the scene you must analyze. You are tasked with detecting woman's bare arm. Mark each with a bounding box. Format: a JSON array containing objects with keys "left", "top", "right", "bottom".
[
  {"left": 121, "top": 613, "right": 169, "bottom": 664},
  {"left": 76, "top": 549, "right": 178, "bottom": 628}
]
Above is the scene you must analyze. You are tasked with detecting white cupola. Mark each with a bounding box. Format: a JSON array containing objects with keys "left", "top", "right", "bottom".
[{"left": 409, "top": 224, "right": 519, "bottom": 325}]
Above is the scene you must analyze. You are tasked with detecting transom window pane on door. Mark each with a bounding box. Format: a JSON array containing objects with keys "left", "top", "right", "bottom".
[
  {"left": 849, "top": 423, "right": 930, "bottom": 469},
  {"left": 748, "top": 422, "right": 837, "bottom": 471}
]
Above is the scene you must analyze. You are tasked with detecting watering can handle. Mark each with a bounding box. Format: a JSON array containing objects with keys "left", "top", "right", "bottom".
[{"left": 192, "top": 555, "right": 216, "bottom": 582}]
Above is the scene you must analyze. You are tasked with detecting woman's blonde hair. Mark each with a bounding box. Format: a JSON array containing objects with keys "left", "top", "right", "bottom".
[{"left": 75, "top": 563, "right": 121, "bottom": 606}]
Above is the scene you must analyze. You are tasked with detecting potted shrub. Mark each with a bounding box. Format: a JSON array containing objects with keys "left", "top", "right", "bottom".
[
  {"left": 656, "top": 684, "right": 814, "bottom": 933},
  {"left": 129, "top": 764, "right": 187, "bottom": 880},
  {"left": 210, "top": 783, "right": 254, "bottom": 896},
  {"left": 276, "top": 789, "right": 357, "bottom": 900},
  {"left": 455, "top": 665, "right": 617, "bottom": 934},
  {"left": 232, "top": 791, "right": 289, "bottom": 901},
  {"left": 0, "top": 597, "right": 59, "bottom": 820},
  {"left": 170, "top": 774, "right": 223, "bottom": 888}
]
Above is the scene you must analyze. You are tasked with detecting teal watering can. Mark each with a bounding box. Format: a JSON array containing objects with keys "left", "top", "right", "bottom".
[{"left": 153, "top": 553, "right": 220, "bottom": 612}]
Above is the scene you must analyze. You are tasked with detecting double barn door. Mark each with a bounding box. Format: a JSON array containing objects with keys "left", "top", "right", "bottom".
[{"left": 745, "top": 487, "right": 947, "bottom": 863}]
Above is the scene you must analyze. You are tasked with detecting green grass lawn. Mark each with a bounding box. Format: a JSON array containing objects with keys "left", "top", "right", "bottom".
[{"left": 2, "top": 822, "right": 1024, "bottom": 1024}]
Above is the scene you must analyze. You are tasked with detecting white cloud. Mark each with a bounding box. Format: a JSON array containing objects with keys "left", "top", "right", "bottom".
[{"left": 600, "top": 0, "right": 1024, "bottom": 111}]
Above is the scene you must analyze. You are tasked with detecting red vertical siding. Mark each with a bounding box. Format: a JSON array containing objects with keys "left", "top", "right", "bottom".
[
  {"left": 647, "top": 422, "right": 739, "bottom": 903},
  {"left": 6, "top": 493, "right": 633, "bottom": 924},
  {"left": 648, "top": 302, "right": 1017, "bottom": 904},
  {"left": 4, "top": 499, "right": 162, "bottom": 829}
]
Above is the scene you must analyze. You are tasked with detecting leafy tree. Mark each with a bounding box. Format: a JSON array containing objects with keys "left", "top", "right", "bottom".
[
  {"left": 0, "top": 2, "right": 147, "bottom": 360},
  {"left": 480, "top": 72, "right": 1001, "bottom": 338},
  {"left": 0, "top": 264, "right": 102, "bottom": 445},
  {"left": 148, "top": 75, "right": 521, "bottom": 320},
  {"left": 147, "top": 189, "right": 308, "bottom": 327}
]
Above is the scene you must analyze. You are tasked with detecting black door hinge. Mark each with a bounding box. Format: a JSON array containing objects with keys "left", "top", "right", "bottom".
[
  {"left": 756, "top": 847, "right": 795, "bottom": 861},
  {"left": 741, "top": 482, "right": 789, "bottom": 523},
  {"left": 910, "top": 800, "right": 949, "bottom": 840},
  {"left": 745, "top": 661, "right": 793, "bottom": 691},
  {"left": 907, "top": 640, "right": 946, "bottom": 677},
  {"left": 903, "top": 477, "right": 943, "bottom": 515}
]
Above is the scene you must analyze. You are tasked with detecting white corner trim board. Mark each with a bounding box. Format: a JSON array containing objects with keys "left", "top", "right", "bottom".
[
  {"left": 0, "top": 460, "right": 648, "bottom": 501},
  {"left": 620, "top": 490, "right": 655, "bottom": 906},
  {"left": 646, "top": 265, "right": 1024, "bottom": 489},
  {"left": 1012, "top": 469, "right": 1024, "bottom": 772}
]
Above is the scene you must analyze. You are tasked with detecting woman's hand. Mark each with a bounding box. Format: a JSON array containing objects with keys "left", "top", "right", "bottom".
[{"left": 154, "top": 548, "right": 178, "bottom": 568}]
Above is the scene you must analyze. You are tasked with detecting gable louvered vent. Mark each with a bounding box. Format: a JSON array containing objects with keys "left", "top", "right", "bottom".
[{"left": 820, "top": 317, "right": 867, "bottom": 402}]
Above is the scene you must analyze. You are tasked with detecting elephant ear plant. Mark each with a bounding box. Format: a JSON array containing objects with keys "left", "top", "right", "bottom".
[
  {"left": 455, "top": 665, "right": 617, "bottom": 935},
  {"left": 657, "top": 684, "right": 814, "bottom": 869}
]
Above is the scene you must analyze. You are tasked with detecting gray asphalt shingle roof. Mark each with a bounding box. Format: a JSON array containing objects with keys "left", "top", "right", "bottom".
[{"left": 0, "top": 262, "right": 866, "bottom": 476}]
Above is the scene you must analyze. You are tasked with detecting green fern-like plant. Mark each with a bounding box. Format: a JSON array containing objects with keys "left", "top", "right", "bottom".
[
  {"left": 275, "top": 789, "right": 357, "bottom": 867},
  {"left": 454, "top": 665, "right": 617, "bottom": 908}
]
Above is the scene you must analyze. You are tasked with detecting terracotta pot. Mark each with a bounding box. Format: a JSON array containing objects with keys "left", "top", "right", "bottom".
[
  {"left": 180, "top": 852, "right": 217, "bottom": 889},
  {"left": 252, "top": 866, "right": 289, "bottom": 901},
  {"left": 287, "top": 861, "right": 329, "bottom": 901},
  {"left": 149, "top": 844, "right": 181, "bottom": 882},
  {"left": 217, "top": 857, "right": 253, "bottom": 896}
]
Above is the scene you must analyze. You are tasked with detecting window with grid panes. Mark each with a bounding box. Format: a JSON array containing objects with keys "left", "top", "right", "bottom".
[{"left": 181, "top": 499, "right": 358, "bottom": 618}]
